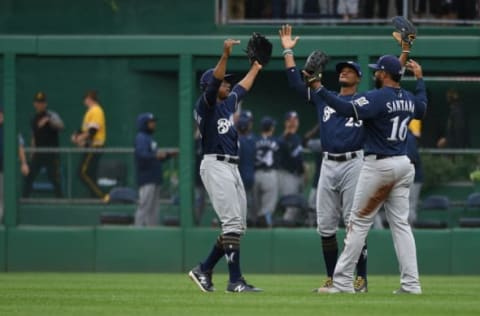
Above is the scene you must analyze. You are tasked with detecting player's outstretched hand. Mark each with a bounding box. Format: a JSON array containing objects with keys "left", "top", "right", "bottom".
[
  {"left": 224, "top": 39, "right": 241, "bottom": 57},
  {"left": 279, "top": 24, "right": 299, "bottom": 50},
  {"left": 406, "top": 59, "right": 423, "bottom": 79},
  {"left": 252, "top": 60, "right": 263, "bottom": 71}
]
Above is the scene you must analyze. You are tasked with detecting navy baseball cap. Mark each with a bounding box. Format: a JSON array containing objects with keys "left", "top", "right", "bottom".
[
  {"left": 368, "top": 55, "right": 402, "bottom": 76},
  {"left": 240, "top": 109, "right": 253, "bottom": 121},
  {"left": 260, "top": 116, "right": 276, "bottom": 131},
  {"left": 34, "top": 91, "right": 47, "bottom": 102},
  {"left": 200, "top": 68, "right": 233, "bottom": 90},
  {"left": 336, "top": 61, "right": 362, "bottom": 77},
  {"left": 284, "top": 111, "right": 298, "bottom": 121},
  {"left": 236, "top": 115, "right": 250, "bottom": 132}
]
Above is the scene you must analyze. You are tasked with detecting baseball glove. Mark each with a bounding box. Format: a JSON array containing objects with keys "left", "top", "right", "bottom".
[
  {"left": 392, "top": 16, "right": 417, "bottom": 52},
  {"left": 303, "top": 50, "right": 329, "bottom": 83},
  {"left": 245, "top": 32, "right": 273, "bottom": 66}
]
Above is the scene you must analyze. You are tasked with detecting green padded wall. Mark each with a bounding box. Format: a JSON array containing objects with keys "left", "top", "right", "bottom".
[
  {"left": 451, "top": 229, "right": 480, "bottom": 275},
  {"left": 95, "top": 226, "right": 182, "bottom": 272},
  {"left": 7, "top": 226, "right": 95, "bottom": 271}
]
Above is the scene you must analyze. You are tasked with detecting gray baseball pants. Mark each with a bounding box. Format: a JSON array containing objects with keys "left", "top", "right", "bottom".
[
  {"left": 200, "top": 155, "right": 247, "bottom": 235},
  {"left": 135, "top": 183, "right": 162, "bottom": 226},
  {"left": 333, "top": 155, "right": 421, "bottom": 293},
  {"left": 254, "top": 169, "right": 278, "bottom": 217}
]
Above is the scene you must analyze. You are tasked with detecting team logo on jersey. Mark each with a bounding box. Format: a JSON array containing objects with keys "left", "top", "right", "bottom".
[
  {"left": 151, "top": 141, "right": 158, "bottom": 151},
  {"left": 217, "top": 118, "right": 233, "bottom": 134},
  {"left": 323, "top": 106, "right": 336, "bottom": 122},
  {"left": 353, "top": 97, "right": 369, "bottom": 107}
]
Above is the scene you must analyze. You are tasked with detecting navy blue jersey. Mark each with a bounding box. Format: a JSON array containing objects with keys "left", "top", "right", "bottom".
[
  {"left": 255, "top": 135, "right": 279, "bottom": 170},
  {"left": 277, "top": 133, "right": 304, "bottom": 175},
  {"left": 194, "top": 77, "right": 247, "bottom": 156},
  {"left": 286, "top": 67, "right": 365, "bottom": 153},
  {"left": 317, "top": 79, "right": 427, "bottom": 156},
  {"left": 238, "top": 133, "right": 256, "bottom": 189}
]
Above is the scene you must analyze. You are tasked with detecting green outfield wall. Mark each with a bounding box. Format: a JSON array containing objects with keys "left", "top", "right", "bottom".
[{"left": 1, "top": 226, "right": 480, "bottom": 274}]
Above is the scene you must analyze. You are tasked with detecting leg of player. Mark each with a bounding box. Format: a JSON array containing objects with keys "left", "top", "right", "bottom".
[
  {"left": 384, "top": 160, "right": 421, "bottom": 294},
  {"left": 328, "top": 160, "right": 394, "bottom": 293},
  {"left": 314, "top": 161, "right": 341, "bottom": 290},
  {"left": 340, "top": 157, "right": 368, "bottom": 293}
]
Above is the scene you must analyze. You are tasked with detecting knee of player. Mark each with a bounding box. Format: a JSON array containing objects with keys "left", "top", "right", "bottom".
[{"left": 221, "top": 233, "right": 241, "bottom": 250}]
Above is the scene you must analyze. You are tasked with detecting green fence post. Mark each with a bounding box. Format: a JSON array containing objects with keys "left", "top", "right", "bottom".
[
  {"left": 3, "top": 53, "right": 17, "bottom": 228},
  {"left": 178, "top": 54, "right": 194, "bottom": 225}
]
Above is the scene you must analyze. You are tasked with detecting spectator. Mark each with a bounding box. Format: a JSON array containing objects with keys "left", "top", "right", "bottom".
[
  {"left": 277, "top": 111, "right": 305, "bottom": 224},
  {"left": 229, "top": 0, "right": 245, "bottom": 19},
  {"left": 337, "top": 0, "right": 359, "bottom": 21},
  {"left": 134, "top": 113, "right": 177, "bottom": 227},
  {"left": 456, "top": 0, "right": 478, "bottom": 20},
  {"left": 431, "top": 0, "right": 457, "bottom": 19},
  {"left": 437, "top": 89, "right": 470, "bottom": 148},
  {"left": 407, "top": 119, "right": 424, "bottom": 225},
  {"left": 319, "top": 0, "right": 336, "bottom": 17},
  {"left": 237, "top": 110, "right": 256, "bottom": 224},
  {"left": 363, "top": 0, "right": 389, "bottom": 19},
  {"left": 23, "top": 92, "right": 64, "bottom": 198},
  {"left": 302, "top": 124, "right": 322, "bottom": 211},
  {"left": 71, "top": 90, "right": 108, "bottom": 200},
  {"left": 254, "top": 116, "right": 279, "bottom": 227},
  {"left": 286, "top": 0, "right": 306, "bottom": 17},
  {"left": 0, "top": 108, "right": 30, "bottom": 223}
]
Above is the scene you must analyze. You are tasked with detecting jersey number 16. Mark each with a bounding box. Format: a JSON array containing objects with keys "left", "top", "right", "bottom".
[{"left": 387, "top": 116, "right": 409, "bottom": 142}]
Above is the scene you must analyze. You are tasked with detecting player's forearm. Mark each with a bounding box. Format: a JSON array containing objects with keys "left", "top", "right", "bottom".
[
  {"left": 286, "top": 67, "right": 308, "bottom": 98},
  {"left": 283, "top": 51, "right": 296, "bottom": 69},
  {"left": 18, "top": 146, "right": 27, "bottom": 165},
  {"left": 238, "top": 63, "right": 262, "bottom": 91},
  {"left": 213, "top": 53, "right": 229, "bottom": 81},
  {"left": 317, "top": 88, "right": 357, "bottom": 119},
  {"left": 399, "top": 52, "right": 409, "bottom": 68},
  {"left": 414, "top": 79, "right": 427, "bottom": 119}
]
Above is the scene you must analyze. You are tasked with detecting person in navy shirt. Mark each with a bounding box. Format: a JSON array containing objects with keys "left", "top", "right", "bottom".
[
  {"left": 189, "top": 39, "right": 263, "bottom": 293},
  {"left": 316, "top": 55, "right": 427, "bottom": 294},
  {"left": 237, "top": 110, "right": 256, "bottom": 224}
]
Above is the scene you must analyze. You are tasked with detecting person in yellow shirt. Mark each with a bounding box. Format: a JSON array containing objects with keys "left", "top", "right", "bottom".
[{"left": 71, "top": 90, "right": 108, "bottom": 201}]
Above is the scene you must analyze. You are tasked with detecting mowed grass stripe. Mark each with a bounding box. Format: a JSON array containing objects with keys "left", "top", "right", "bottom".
[{"left": 0, "top": 274, "right": 479, "bottom": 316}]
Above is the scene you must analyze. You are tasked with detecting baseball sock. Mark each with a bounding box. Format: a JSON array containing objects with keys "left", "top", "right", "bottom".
[
  {"left": 222, "top": 233, "right": 242, "bottom": 283},
  {"left": 356, "top": 244, "right": 368, "bottom": 279},
  {"left": 200, "top": 235, "right": 225, "bottom": 272},
  {"left": 321, "top": 235, "right": 338, "bottom": 278}
]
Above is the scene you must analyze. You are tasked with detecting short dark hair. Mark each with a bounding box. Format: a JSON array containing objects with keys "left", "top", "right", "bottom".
[{"left": 84, "top": 90, "right": 98, "bottom": 102}]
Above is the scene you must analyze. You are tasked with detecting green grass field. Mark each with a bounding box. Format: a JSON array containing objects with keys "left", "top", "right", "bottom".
[{"left": 0, "top": 274, "right": 479, "bottom": 316}]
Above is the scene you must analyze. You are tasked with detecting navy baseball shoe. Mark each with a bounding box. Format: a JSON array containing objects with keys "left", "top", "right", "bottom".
[
  {"left": 226, "top": 277, "right": 263, "bottom": 293},
  {"left": 188, "top": 265, "right": 215, "bottom": 292}
]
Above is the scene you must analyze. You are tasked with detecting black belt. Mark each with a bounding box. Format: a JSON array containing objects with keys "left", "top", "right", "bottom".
[
  {"left": 366, "top": 154, "right": 394, "bottom": 160},
  {"left": 324, "top": 152, "right": 357, "bottom": 162},
  {"left": 216, "top": 155, "right": 239, "bottom": 164}
]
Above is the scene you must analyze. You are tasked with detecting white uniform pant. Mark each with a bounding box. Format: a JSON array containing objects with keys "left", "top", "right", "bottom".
[
  {"left": 333, "top": 155, "right": 421, "bottom": 293},
  {"left": 200, "top": 155, "right": 247, "bottom": 235}
]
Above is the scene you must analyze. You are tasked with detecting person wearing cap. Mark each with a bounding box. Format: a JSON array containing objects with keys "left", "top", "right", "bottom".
[
  {"left": 280, "top": 24, "right": 413, "bottom": 293},
  {"left": 277, "top": 110, "right": 305, "bottom": 224},
  {"left": 312, "top": 54, "right": 426, "bottom": 294},
  {"left": 134, "top": 113, "right": 177, "bottom": 226},
  {"left": 253, "top": 116, "right": 279, "bottom": 228},
  {"left": 71, "top": 90, "right": 108, "bottom": 200},
  {"left": 236, "top": 110, "right": 256, "bottom": 225},
  {"left": 23, "top": 92, "right": 64, "bottom": 198},
  {"left": 189, "top": 39, "right": 263, "bottom": 293}
]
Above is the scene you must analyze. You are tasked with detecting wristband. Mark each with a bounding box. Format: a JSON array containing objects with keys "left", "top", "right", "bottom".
[{"left": 282, "top": 49, "right": 293, "bottom": 56}]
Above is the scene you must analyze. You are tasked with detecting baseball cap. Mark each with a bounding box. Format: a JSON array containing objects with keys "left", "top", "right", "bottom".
[
  {"left": 336, "top": 61, "right": 362, "bottom": 77},
  {"left": 34, "top": 91, "right": 47, "bottom": 102},
  {"left": 240, "top": 109, "right": 253, "bottom": 121},
  {"left": 199, "top": 68, "right": 233, "bottom": 91},
  {"left": 284, "top": 111, "right": 298, "bottom": 121},
  {"left": 236, "top": 115, "right": 250, "bottom": 132},
  {"left": 368, "top": 55, "right": 402, "bottom": 76},
  {"left": 260, "top": 116, "right": 276, "bottom": 131}
]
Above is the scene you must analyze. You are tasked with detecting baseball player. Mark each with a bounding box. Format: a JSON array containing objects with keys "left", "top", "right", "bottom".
[
  {"left": 237, "top": 110, "right": 256, "bottom": 224},
  {"left": 406, "top": 120, "right": 424, "bottom": 225},
  {"left": 280, "top": 24, "right": 368, "bottom": 291},
  {"left": 316, "top": 56, "right": 427, "bottom": 294},
  {"left": 189, "top": 39, "right": 263, "bottom": 293},
  {"left": 253, "top": 116, "right": 279, "bottom": 227},
  {"left": 277, "top": 111, "right": 305, "bottom": 224}
]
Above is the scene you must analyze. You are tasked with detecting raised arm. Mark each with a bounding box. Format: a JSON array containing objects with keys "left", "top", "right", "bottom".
[
  {"left": 406, "top": 59, "right": 427, "bottom": 119},
  {"left": 279, "top": 24, "right": 310, "bottom": 98},
  {"left": 237, "top": 61, "right": 263, "bottom": 92},
  {"left": 204, "top": 39, "right": 241, "bottom": 106}
]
